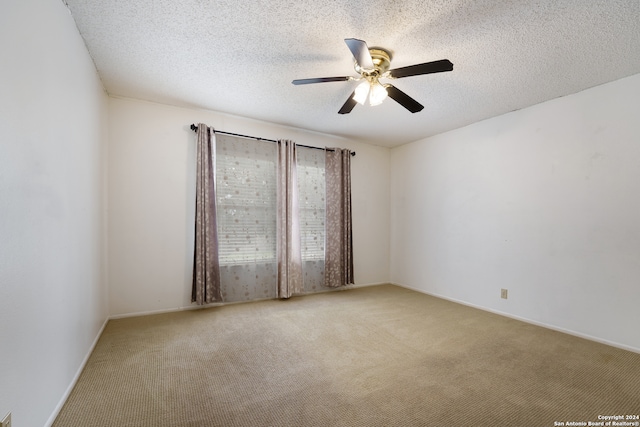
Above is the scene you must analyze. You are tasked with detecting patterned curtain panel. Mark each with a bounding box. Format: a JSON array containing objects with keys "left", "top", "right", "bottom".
[
  {"left": 297, "top": 146, "right": 333, "bottom": 293},
  {"left": 325, "top": 148, "right": 354, "bottom": 288},
  {"left": 276, "top": 140, "right": 303, "bottom": 298},
  {"left": 192, "top": 124, "right": 222, "bottom": 304},
  {"left": 215, "top": 135, "right": 277, "bottom": 302}
]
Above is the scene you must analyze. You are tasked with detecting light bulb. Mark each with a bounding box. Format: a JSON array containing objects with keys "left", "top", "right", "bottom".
[
  {"left": 353, "top": 81, "right": 370, "bottom": 105},
  {"left": 369, "top": 81, "right": 388, "bottom": 106}
]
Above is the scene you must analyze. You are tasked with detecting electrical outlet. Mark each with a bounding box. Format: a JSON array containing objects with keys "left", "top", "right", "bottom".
[
  {"left": 1, "top": 412, "right": 11, "bottom": 427},
  {"left": 501, "top": 289, "right": 508, "bottom": 299}
]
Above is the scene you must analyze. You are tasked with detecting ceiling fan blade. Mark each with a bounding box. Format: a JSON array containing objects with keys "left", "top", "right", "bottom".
[
  {"left": 344, "top": 38, "right": 375, "bottom": 69},
  {"left": 292, "top": 76, "right": 351, "bottom": 85},
  {"left": 388, "top": 59, "right": 453, "bottom": 79},
  {"left": 338, "top": 91, "right": 357, "bottom": 114},
  {"left": 385, "top": 85, "right": 424, "bottom": 113}
]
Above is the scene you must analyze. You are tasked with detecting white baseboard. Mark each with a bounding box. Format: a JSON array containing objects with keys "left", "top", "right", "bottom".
[
  {"left": 45, "top": 317, "right": 110, "bottom": 427},
  {"left": 109, "top": 305, "right": 206, "bottom": 320},
  {"left": 350, "top": 281, "right": 387, "bottom": 288},
  {"left": 390, "top": 281, "right": 640, "bottom": 355},
  {"left": 109, "top": 282, "right": 389, "bottom": 320}
]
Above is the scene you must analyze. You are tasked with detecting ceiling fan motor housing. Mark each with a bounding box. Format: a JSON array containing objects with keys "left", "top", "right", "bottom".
[{"left": 355, "top": 48, "right": 392, "bottom": 76}]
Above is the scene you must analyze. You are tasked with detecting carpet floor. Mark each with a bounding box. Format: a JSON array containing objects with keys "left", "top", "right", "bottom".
[{"left": 53, "top": 284, "right": 640, "bottom": 426}]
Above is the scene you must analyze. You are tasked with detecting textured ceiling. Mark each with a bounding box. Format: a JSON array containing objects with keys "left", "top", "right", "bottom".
[{"left": 63, "top": 0, "right": 640, "bottom": 147}]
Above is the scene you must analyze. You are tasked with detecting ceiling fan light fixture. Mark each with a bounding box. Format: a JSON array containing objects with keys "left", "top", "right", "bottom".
[
  {"left": 353, "top": 80, "right": 370, "bottom": 105},
  {"left": 369, "top": 80, "right": 388, "bottom": 106}
]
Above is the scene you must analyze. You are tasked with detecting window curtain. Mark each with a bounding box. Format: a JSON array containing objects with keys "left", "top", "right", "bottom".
[
  {"left": 325, "top": 148, "right": 354, "bottom": 288},
  {"left": 215, "top": 135, "right": 277, "bottom": 302},
  {"left": 297, "top": 146, "right": 329, "bottom": 293},
  {"left": 276, "top": 140, "right": 303, "bottom": 298},
  {"left": 192, "top": 124, "right": 222, "bottom": 304}
]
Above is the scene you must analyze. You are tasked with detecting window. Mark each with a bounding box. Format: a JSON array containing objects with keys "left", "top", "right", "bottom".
[
  {"left": 297, "top": 147, "right": 325, "bottom": 261},
  {"left": 216, "top": 136, "right": 277, "bottom": 265},
  {"left": 215, "top": 136, "right": 327, "bottom": 265}
]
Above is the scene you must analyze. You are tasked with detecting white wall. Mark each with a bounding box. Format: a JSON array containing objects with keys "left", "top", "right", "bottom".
[
  {"left": 0, "top": 0, "right": 109, "bottom": 426},
  {"left": 107, "top": 97, "right": 390, "bottom": 317},
  {"left": 390, "top": 74, "right": 640, "bottom": 352}
]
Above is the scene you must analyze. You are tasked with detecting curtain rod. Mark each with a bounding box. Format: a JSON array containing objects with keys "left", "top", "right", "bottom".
[{"left": 190, "top": 124, "right": 355, "bottom": 156}]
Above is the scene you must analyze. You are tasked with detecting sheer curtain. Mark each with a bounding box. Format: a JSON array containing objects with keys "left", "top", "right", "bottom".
[
  {"left": 276, "top": 140, "right": 303, "bottom": 298},
  {"left": 297, "top": 146, "right": 331, "bottom": 293},
  {"left": 325, "top": 148, "right": 354, "bottom": 288},
  {"left": 215, "top": 135, "right": 277, "bottom": 302},
  {"left": 192, "top": 124, "right": 222, "bottom": 304}
]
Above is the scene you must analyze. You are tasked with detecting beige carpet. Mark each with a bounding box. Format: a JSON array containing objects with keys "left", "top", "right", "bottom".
[{"left": 53, "top": 285, "right": 640, "bottom": 426}]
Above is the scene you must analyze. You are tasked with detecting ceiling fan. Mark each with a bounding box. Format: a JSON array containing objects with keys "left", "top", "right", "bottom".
[{"left": 292, "top": 38, "right": 453, "bottom": 114}]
